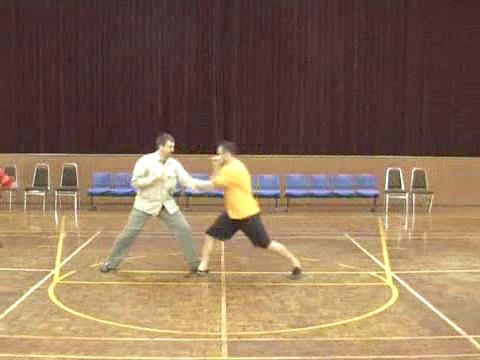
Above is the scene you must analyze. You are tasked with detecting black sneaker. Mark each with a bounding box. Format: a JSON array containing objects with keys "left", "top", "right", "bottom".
[
  {"left": 288, "top": 266, "right": 303, "bottom": 280},
  {"left": 100, "top": 262, "right": 115, "bottom": 273},
  {"left": 184, "top": 268, "right": 199, "bottom": 278}
]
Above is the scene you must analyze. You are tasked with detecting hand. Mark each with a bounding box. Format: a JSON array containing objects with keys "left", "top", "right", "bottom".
[{"left": 211, "top": 155, "right": 222, "bottom": 165}]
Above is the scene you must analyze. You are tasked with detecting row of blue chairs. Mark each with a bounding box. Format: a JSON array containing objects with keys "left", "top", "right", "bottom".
[{"left": 87, "top": 172, "right": 379, "bottom": 210}]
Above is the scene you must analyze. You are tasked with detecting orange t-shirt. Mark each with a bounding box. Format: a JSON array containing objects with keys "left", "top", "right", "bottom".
[{"left": 212, "top": 159, "right": 260, "bottom": 219}]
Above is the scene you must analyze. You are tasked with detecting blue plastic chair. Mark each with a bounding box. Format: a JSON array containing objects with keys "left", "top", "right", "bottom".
[
  {"left": 254, "top": 174, "right": 281, "bottom": 208},
  {"left": 309, "top": 175, "right": 333, "bottom": 197},
  {"left": 331, "top": 174, "right": 356, "bottom": 197},
  {"left": 109, "top": 172, "right": 136, "bottom": 196},
  {"left": 285, "top": 174, "right": 310, "bottom": 208}
]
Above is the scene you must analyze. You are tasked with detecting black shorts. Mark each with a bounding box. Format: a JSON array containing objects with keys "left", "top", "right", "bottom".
[{"left": 206, "top": 212, "right": 271, "bottom": 248}]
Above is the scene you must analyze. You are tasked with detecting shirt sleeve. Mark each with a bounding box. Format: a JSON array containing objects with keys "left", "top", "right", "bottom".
[
  {"left": 131, "top": 157, "right": 158, "bottom": 189},
  {"left": 175, "top": 161, "right": 194, "bottom": 188}
]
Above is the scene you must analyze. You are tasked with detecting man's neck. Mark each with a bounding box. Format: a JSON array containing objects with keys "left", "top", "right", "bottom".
[{"left": 158, "top": 151, "right": 169, "bottom": 163}]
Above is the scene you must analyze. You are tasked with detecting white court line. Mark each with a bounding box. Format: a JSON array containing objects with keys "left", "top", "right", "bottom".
[
  {"left": 221, "top": 241, "right": 228, "bottom": 358},
  {"left": 0, "top": 231, "right": 101, "bottom": 321},
  {"left": 345, "top": 233, "right": 480, "bottom": 352}
]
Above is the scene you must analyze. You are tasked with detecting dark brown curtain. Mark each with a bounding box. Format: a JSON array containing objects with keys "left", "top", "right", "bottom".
[{"left": 1, "top": 0, "right": 479, "bottom": 155}]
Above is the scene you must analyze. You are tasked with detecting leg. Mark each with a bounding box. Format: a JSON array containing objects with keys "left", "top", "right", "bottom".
[
  {"left": 428, "top": 194, "right": 434, "bottom": 213},
  {"left": 199, "top": 212, "right": 238, "bottom": 272},
  {"left": 241, "top": 214, "right": 302, "bottom": 279},
  {"left": 267, "top": 241, "right": 301, "bottom": 269},
  {"left": 198, "top": 234, "right": 216, "bottom": 272},
  {"left": 159, "top": 208, "right": 199, "bottom": 271},
  {"left": 102, "top": 208, "right": 151, "bottom": 271}
]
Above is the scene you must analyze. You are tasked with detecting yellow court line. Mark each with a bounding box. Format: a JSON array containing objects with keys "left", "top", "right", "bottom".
[
  {"left": 59, "top": 280, "right": 385, "bottom": 287},
  {"left": 48, "top": 271, "right": 398, "bottom": 336},
  {"left": 377, "top": 217, "right": 393, "bottom": 285},
  {"left": 345, "top": 233, "right": 480, "bottom": 352},
  {"left": 53, "top": 216, "right": 66, "bottom": 282}
]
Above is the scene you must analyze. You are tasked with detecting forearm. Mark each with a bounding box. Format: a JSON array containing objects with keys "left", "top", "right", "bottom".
[
  {"left": 192, "top": 179, "right": 215, "bottom": 191},
  {"left": 131, "top": 175, "right": 158, "bottom": 189}
]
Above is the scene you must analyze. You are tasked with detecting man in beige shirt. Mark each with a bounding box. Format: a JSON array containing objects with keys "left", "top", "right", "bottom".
[{"left": 100, "top": 133, "right": 207, "bottom": 275}]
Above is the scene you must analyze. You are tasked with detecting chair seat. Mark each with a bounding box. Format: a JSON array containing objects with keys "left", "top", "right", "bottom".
[
  {"left": 25, "top": 187, "right": 49, "bottom": 192},
  {"left": 309, "top": 190, "right": 334, "bottom": 197},
  {"left": 254, "top": 190, "right": 281, "bottom": 198},
  {"left": 356, "top": 189, "right": 380, "bottom": 197},
  {"left": 333, "top": 190, "right": 356, "bottom": 197},
  {"left": 56, "top": 187, "right": 79, "bottom": 192},
  {"left": 385, "top": 190, "right": 407, "bottom": 194},
  {"left": 411, "top": 189, "right": 434, "bottom": 194},
  {"left": 108, "top": 188, "right": 136, "bottom": 196},
  {"left": 184, "top": 189, "right": 210, "bottom": 197},
  {"left": 88, "top": 187, "right": 110, "bottom": 196},
  {"left": 208, "top": 190, "right": 224, "bottom": 198},
  {"left": 285, "top": 190, "right": 310, "bottom": 197},
  {"left": 0, "top": 188, "right": 17, "bottom": 192}
]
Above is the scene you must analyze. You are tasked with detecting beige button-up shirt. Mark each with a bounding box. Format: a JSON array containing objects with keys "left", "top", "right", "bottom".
[{"left": 131, "top": 152, "right": 197, "bottom": 216}]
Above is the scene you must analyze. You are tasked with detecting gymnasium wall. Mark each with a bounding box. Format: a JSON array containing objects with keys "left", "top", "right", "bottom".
[{"left": 1, "top": 154, "right": 479, "bottom": 207}]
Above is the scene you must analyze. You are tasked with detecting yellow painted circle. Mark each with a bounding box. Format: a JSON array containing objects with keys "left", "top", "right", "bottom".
[{"left": 49, "top": 270, "right": 398, "bottom": 336}]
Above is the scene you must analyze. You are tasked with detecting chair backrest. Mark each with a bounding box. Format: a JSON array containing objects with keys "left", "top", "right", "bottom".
[
  {"left": 257, "top": 175, "right": 280, "bottom": 190},
  {"left": 251, "top": 175, "right": 258, "bottom": 191},
  {"left": 31, "top": 163, "right": 50, "bottom": 190},
  {"left": 285, "top": 174, "right": 309, "bottom": 190},
  {"left": 60, "top": 163, "right": 79, "bottom": 188},
  {"left": 111, "top": 172, "right": 132, "bottom": 188},
  {"left": 385, "top": 167, "right": 405, "bottom": 191},
  {"left": 4, "top": 165, "right": 17, "bottom": 189},
  {"left": 91, "top": 172, "right": 111, "bottom": 188},
  {"left": 331, "top": 174, "right": 355, "bottom": 189},
  {"left": 411, "top": 168, "right": 428, "bottom": 191},
  {"left": 310, "top": 175, "right": 331, "bottom": 189},
  {"left": 356, "top": 174, "right": 378, "bottom": 189}
]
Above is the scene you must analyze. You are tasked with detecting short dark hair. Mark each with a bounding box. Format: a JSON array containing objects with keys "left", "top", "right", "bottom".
[
  {"left": 155, "top": 133, "right": 175, "bottom": 147},
  {"left": 218, "top": 141, "right": 237, "bottom": 155}
]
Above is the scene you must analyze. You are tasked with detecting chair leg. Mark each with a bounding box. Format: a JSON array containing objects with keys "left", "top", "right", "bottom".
[
  {"left": 412, "top": 193, "right": 416, "bottom": 217},
  {"left": 24, "top": 193, "right": 27, "bottom": 211},
  {"left": 405, "top": 193, "right": 409, "bottom": 230},
  {"left": 74, "top": 193, "right": 78, "bottom": 219},
  {"left": 54, "top": 192, "right": 58, "bottom": 212},
  {"left": 42, "top": 194, "right": 46, "bottom": 212},
  {"left": 428, "top": 194, "right": 434, "bottom": 213},
  {"left": 9, "top": 191, "right": 12, "bottom": 211},
  {"left": 286, "top": 197, "right": 289, "bottom": 210},
  {"left": 385, "top": 195, "right": 389, "bottom": 213}
]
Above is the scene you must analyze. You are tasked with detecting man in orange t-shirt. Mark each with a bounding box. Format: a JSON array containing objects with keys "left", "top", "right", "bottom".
[{"left": 195, "top": 141, "right": 303, "bottom": 279}]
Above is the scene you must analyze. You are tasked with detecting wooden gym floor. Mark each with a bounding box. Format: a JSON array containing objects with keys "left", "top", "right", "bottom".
[{"left": 0, "top": 202, "right": 479, "bottom": 359}]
